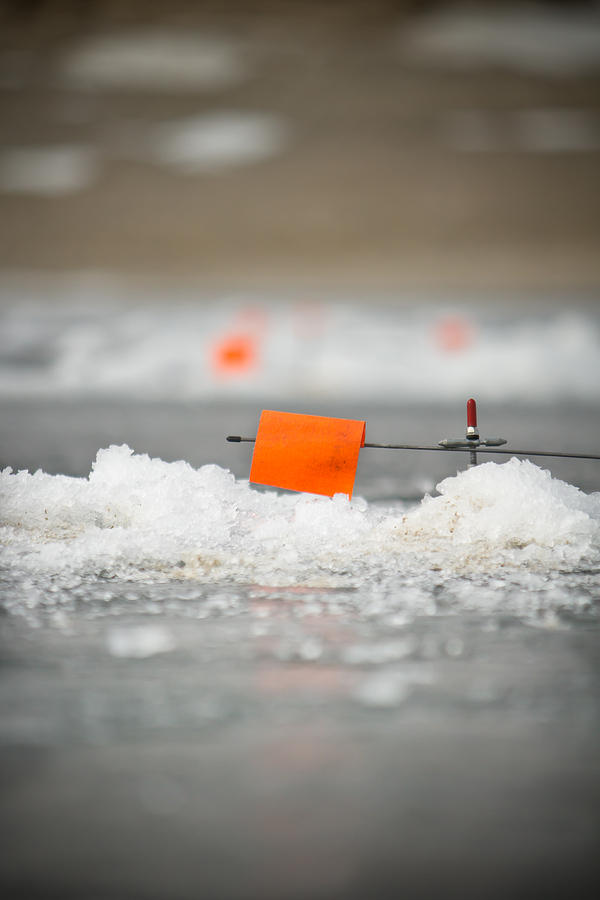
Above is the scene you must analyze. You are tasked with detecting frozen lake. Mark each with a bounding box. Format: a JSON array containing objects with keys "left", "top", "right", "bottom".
[
  {"left": 1, "top": 295, "right": 599, "bottom": 899},
  {"left": 2, "top": 0, "right": 599, "bottom": 890}
]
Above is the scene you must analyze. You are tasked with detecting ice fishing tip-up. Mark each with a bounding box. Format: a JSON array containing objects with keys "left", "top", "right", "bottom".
[{"left": 226, "top": 399, "right": 600, "bottom": 498}]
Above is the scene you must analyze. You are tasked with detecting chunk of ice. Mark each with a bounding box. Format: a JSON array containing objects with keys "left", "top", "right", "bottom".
[{"left": 1, "top": 448, "right": 599, "bottom": 619}]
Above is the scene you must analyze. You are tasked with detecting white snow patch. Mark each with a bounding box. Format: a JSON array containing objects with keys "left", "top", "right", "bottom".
[
  {"left": 397, "top": 458, "right": 600, "bottom": 570},
  {"left": 106, "top": 625, "right": 175, "bottom": 658},
  {"left": 400, "top": 5, "right": 600, "bottom": 76},
  {"left": 61, "top": 32, "right": 246, "bottom": 92},
  {"left": 151, "top": 112, "right": 289, "bottom": 173},
  {"left": 442, "top": 108, "right": 600, "bottom": 153},
  {"left": 354, "top": 667, "right": 435, "bottom": 707},
  {"left": 0, "top": 146, "right": 99, "bottom": 196}
]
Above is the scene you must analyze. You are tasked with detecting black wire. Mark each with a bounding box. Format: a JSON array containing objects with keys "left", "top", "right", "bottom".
[
  {"left": 363, "top": 443, "right": 600, "bottom": 461},
  {"left": 227, "top": 436, "right": 600, "bottom": 462}
]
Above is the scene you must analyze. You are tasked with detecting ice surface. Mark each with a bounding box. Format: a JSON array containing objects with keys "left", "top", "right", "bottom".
[{"left": 2, "top": 447, "right": 599, "bottom": 622}]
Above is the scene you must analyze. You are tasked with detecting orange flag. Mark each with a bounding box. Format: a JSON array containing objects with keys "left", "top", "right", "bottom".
[
  {"left": 250, "top": 410, "right": 366, "bottom": 498},
  {"left": 210, "top": 333, "right": 258, "bottom": 376}
]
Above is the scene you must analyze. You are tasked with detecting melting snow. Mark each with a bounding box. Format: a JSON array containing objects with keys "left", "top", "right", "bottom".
[{"left": 1, "top": 446, "right": 598, "bottom": 601}]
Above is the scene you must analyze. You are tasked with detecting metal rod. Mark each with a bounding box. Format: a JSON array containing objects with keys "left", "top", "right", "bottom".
[
  {"left": 364, "top": 445, "right": 600, "bottom": 460},
  {"left": 367, "top": 444, "right": 600, "bottom": 460},
  {"left": 226, "top": 436, "right": 600, "bottom": 461}
]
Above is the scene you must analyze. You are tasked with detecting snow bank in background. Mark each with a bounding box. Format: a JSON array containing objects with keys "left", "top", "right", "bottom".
[
  {"left": 400, "top": 5, "right": 600, "bottom": 76},
  {"left": 0, "top": 297, "right": 599, "bottom": 403},
  {"left": 2, "top": 447, "right": 598, "bottom": 593},
  {"left": 151, "top": 112, "right": 289, "bottom": 173},
  {"left": 61, "top": 32, "right": 246, "bottom": 92},
  {"left": 0, "top": 146, "right": 99, "bottom": 196},
  {"left": 441, "top": 108, "right": 600, "bottom": 154}
]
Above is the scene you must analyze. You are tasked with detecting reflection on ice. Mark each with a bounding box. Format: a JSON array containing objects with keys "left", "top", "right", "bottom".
[
  {"left": 399, "top": 4, "right": 600, "bottom": 76},
  {"left": 106, "top": 624, "right": 175, "bottom": 658}
]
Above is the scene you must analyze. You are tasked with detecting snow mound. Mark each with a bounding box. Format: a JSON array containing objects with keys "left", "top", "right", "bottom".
[
  {"left": 2, "top": 447, "right": 599, "bottom": 589},
  {"left": 395, "top": 457, "right": 600, "bottom": 570}
]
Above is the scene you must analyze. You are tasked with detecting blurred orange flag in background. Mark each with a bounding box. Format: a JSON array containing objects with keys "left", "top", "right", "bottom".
[
  {"left": 250, "top": 410, "right": 366, "bottom": 498},
  {"left": 211, "top": 333, "right": 258, "bottom": 376}
]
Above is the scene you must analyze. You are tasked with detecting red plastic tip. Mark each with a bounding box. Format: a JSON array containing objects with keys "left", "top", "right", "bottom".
[{"left": 467, "top": 398, "right": 477, "bottom": 429}]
